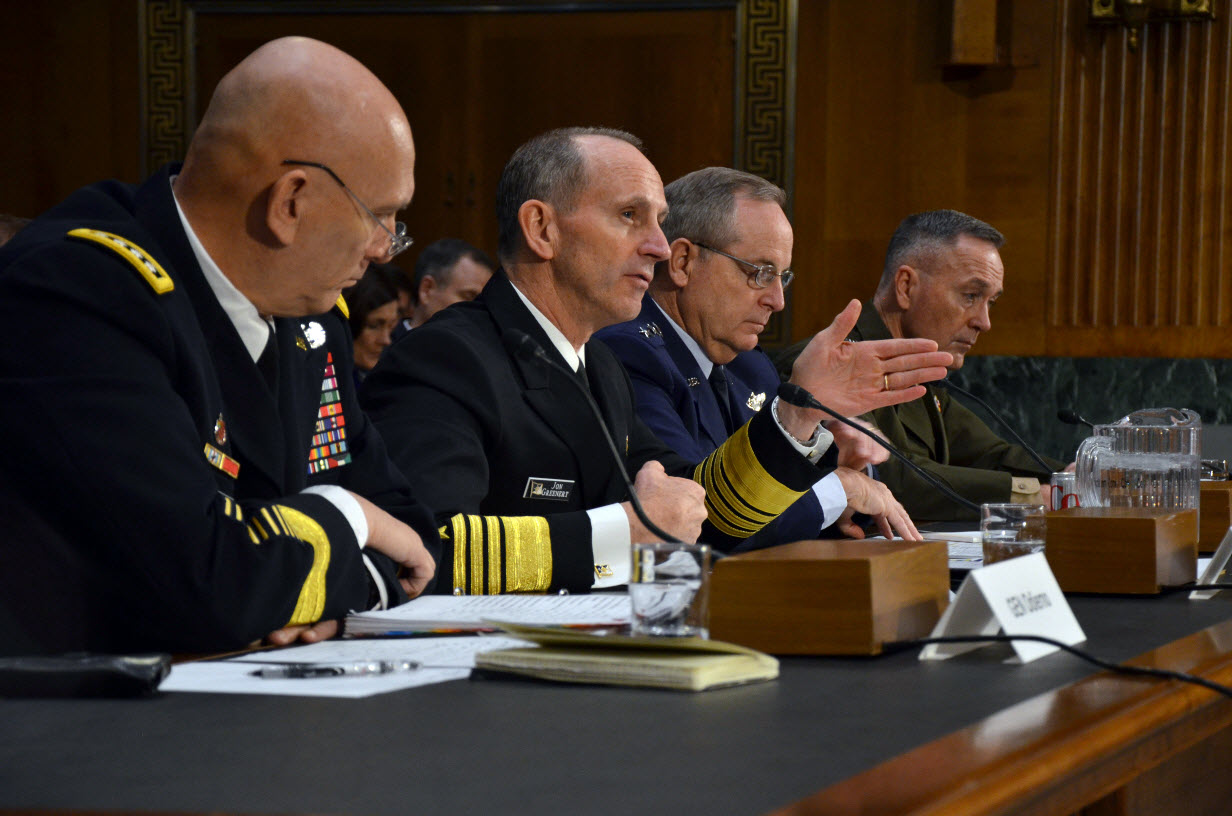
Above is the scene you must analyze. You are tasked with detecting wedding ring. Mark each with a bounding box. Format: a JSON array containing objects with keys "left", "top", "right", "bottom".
[{"left": 883, "top": 374, "right": 891, "bottom": 392}]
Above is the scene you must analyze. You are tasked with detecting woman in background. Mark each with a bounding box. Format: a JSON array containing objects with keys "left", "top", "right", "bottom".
[{"left": 343, "top": 265, "right": 400, "bottom": 383}]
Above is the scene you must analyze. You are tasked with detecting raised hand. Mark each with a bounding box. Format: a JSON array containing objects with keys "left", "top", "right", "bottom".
[{"left": 786, "top": 300, "right": 952, "bottom": 422}]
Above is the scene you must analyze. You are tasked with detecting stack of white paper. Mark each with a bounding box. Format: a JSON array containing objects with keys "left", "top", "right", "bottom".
[{"left": 346, "top": 593, "right": 632, "bottom": 636}]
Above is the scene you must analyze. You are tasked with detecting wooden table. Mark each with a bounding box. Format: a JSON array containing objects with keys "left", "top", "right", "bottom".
[
  {"left": 4, "top": 594, "right": 1232, "bottom": 815},
  {"left": 779, "top": 610, "right": 1232, "bottom": 815}
]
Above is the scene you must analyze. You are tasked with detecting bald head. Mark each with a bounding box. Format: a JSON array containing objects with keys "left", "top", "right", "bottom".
[
  {"left": 181, "top": 37, "right": 412, "bottom": 195},
  {"left": 176, "top": 37, "right": 416, "bottom": 317}
]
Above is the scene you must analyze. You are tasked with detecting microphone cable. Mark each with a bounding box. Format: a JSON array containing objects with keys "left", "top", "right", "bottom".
[
  {"left": 502, "top": 329, "right": 687, "bottom": 546},
  {"left": 777, "top": 382, "right": 980, "bottom": 514},
  {"left": 884, "top": 633, "right": 1232, "bottom": 700},
  {"left": 1158, "top": 582, "right": 1232, "bottom": 595},
  {"left": 936, "top": 379, "right": 1056, "bottom": 473}
]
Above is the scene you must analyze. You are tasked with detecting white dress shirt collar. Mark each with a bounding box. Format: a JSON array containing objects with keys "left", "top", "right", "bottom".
[
  {"left": 650, "top": 298, "right": 714, "bottom": 378},
  {"left": 171, "top": 181, "right": 272, "bottom": 363},
  {"left": 510, "top": 282, "right": 587, "bottom": 373}
]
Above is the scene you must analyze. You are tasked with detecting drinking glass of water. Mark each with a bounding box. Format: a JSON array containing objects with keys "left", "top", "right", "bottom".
[
  {"left": 981, "top": 503, "right": 1047, "bottom": 566},
  {"left": 629, "top": 542, "right": 711, "bottom": 638}
]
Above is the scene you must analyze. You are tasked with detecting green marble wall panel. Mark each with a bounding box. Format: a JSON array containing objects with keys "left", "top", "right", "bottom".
[{"left": 947, "top": 358, "right": 1232, "bottom": 464}]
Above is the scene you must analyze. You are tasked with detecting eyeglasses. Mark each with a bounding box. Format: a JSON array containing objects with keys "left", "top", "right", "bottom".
[
  {"left": 281, "top": 159, "right": 413, "bottom": 259},
  {"left": 694, "top": 242, "right": 794, "bottom": 290}
]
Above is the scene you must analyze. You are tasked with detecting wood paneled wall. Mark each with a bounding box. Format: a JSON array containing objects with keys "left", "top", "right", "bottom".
[
  {"left": 791, "top": 0, "right": 1056, "bottom": 356},
  {"left": 1049, "top": 0, "right": 1232, "bottom": 357},
  {"left": 0, "top": 1, "right": 140, "bottom": 219},
  {"left": 185, "top": 6, "right": 738, "bottom": 287},
  {"left": 3, "top": 1, "right": 1230, "bottom": 359},
  {"left": 790, "top": 0, "right": 1232, "bottom": 359}
]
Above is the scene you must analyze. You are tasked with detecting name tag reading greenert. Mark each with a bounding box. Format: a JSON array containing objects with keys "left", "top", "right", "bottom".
[{"left": 920, "top": 553, "right": 1086, "bottom": 664}]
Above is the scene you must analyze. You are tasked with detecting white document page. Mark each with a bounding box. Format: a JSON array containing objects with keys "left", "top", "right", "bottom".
[
  {"left": 347, "top": 592, "right": 632, "bottom": 634},
  {"left": 161, "top": 635, "right": 528, "bottom": 698},
  {"left": 921, "top": 530, "right": 983, "bottom": 570}
]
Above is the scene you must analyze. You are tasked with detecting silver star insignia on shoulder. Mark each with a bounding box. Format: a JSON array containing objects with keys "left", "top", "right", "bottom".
[
  {"left": 747, "top": 392, "right": 766, "bottom": 411},
  {"left": 301, "top": 321, "right": 327, "bottom": 349}
]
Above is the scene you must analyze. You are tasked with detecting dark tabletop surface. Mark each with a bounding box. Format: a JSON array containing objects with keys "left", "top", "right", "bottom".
[{"left": 3, "top": 593, "right": 1232, "bottom": 816}]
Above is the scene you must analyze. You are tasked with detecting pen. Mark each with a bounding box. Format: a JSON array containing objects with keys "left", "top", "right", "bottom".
[{"left": 249, "top": 660, "right": 421, "bottom": 679}]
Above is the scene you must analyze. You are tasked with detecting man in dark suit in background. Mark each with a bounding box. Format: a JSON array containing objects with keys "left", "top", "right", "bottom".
[
  {"left": 391, "top": 238, "right": 494, "bottom": 338},
  {"left": 363, "top": 128, "right": 949, "bottom": 595},
  {"left": 596, "top": 167, "right": 918, "bottom": 546},
  {"left": 0, "top": 37, "right": 436, "bottom": 655},
  {"left": 776, "top": 210, "right": 1064, "bottom": 521}
]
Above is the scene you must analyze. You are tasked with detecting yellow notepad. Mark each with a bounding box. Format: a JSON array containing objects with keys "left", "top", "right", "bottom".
[{"left": 475, "top": 623, "right": 779, "bottom": 692}]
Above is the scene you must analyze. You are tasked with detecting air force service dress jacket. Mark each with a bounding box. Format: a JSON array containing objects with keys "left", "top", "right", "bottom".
[
  {"left": 360, "top": 271, "right": 825, "bottom": 595},
  {"left": 0, "top": 165, "right": 438, "bottom": 655},
  {"left": 594, "top": 296, "right": 838, "bottom": 550},
  {"left": 847, "top": 305, "right": 1063, "bottom": 522}
]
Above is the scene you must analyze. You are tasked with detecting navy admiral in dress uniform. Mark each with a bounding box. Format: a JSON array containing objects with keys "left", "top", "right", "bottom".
[
  {"left": 0, "top": 38, "right": 437, "bottom": 654},
  {"left": 596, "top": 167, "right": 921, "bottom": 547},
  {"left": 362, "top": 129, "right": 949, "bottom": 595},
  {"left": 774, "top": 210, "right": 1066, "bottom": 521}
]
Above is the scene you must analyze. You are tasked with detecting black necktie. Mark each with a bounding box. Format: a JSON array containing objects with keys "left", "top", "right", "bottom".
[
  {"left": 575, "top": 360, "right": 592, "bottom": 395},
  {"left": 257, "top": 326, "right": 279, "bottom": 391},
  {"left": 709, "top": 365, "right": 735, "bottom": 432}
]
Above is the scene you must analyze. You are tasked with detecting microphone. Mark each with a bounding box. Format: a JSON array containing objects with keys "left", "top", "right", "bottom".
[
  {"left": 777, "top": 382, "right": 981, "bottom": 514},
  {"left": 935, "top": 379, "right": 1055, "bottom": 473},
  {"left": 501, "top": 329, "right": 685, "bottom": 545},
  {"left": 1058, "top": 408, "right": 1096, "bottom": 430}
]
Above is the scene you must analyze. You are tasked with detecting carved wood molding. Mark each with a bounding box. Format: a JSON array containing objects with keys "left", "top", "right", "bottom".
[
  {"left": 735, "top": 0, "right": 797, "bottom": 199},
  {"left": 138, "top": 0, "right": 797, "bottom": 186},
  {"left": 138, "top": 0, "right": 193, "bottom": 175},
  {"left": 137, "top": 0, "right": 797, "bottom": 340},
  {"left": 735, "top": 0, "right": 797, "bottom": 343}
]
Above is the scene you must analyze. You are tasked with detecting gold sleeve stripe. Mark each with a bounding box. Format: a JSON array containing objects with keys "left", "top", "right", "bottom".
[
  {"left": 220, "top": 496, "right": 245, "bottom": 524},
  {"left": 250, "top": 516, "right": 271, "bottom": 542},
  {"left": 274, "top": 506, "right": 292, "bottom": 536},
  {"left": 468, "top": 514, "right": 485, "bottom": 595},
  {"left": 445, "top": 513, "right": 553, "bottom": 594},
  {"left": 695, "top": 456, "right": 759, "bottom": 537},
  {"left": 260, "top": 507, "right": 285, "bottom": 538},
  {"left": 486, "top": 516, "right": 503, "bottom": 595},
  {"left": 694, "top": 422, "right": 807, "bottom": 538},
  {"left": 695, "top": 456, "right": 775, "bottom": 537},
  {"left": 66, "top": 228, "right": 174, "bottom": 293},
  {"left": 277, "top": 506, "right": 331, "bottom": 626},
  {"left": 502, "top": 516, "right": 552, "bottom": 593},
  {"left": 448, "top": 515, "right": 467, "bottom": 592}
]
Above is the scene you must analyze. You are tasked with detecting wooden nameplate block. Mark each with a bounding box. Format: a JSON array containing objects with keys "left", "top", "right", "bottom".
[
  {"left": 1200, "top": 481, "right": 1232, "bottom": 553},
  {"left": 708, "top": 539, "right": 949, "bottom": 656},
  {"left": 1045, "top": 507, "right": 1197, "bottom": 594}
]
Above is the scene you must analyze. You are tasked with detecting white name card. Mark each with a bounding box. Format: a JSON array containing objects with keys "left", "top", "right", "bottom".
[
  {"left": 920, "top": 552, "right": 1086, "bottom": 664},
  {"left": 1191, "top": 526, "right": 1232, "bottom": 600}
]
